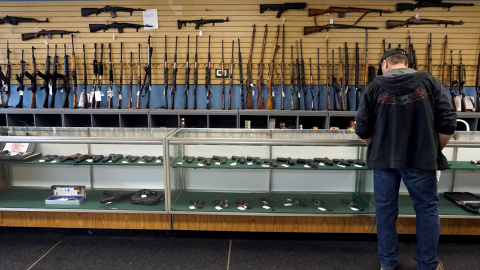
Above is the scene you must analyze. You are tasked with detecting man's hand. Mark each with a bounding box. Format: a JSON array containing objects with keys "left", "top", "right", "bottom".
[
  {"left": 362, "top": 137, "right": 372, "bottom": 145},
  {"left": 439, "top": 133, "right": 453, "bottom": 150}
]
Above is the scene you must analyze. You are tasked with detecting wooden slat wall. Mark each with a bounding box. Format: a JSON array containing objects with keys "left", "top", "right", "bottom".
[
  {"left": 0, "top": 211, "right": 171, "bottom": 229},
  {"left": 0, "top": 0, "right": 479, "bottom": 86}
]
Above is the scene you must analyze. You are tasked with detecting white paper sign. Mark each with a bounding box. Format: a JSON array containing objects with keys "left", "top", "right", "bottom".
[{"left": 143, "top": 9, "right": 158, "bottom": 30}]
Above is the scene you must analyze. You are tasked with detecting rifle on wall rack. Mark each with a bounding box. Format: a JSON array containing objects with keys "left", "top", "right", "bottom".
[
  {"left": 0, "top": 41, "right": 11, "bottom": 107},
  {"left": 259, "top": 3, "right": 306, "bottom": 18},
  {"left": 442, "top": 36, "right": 448, "bottom": 89},
  {"left": 316, "top": 47, "right": 321, "bottom": 110},
  {"left": 309, "top": 58, "right": 314, "bottom": 110},
  {"left": 228, "top": 40, "right": 234, "bottom": 110},
  {"left": 295, "top": 41, "right": 301, "bottom": 110},
  {"left": 24, "top": 46, "right": 37, "bottom": 108},
  {"left": 89, "top": 22, "right": 152, "bottom": 33},
  {"left": 137, "top": 43, "right": 142, "bottom": 109},
  {"left": 59, "top": 44, "right": 70, "bottom": 108},
  {"left": 290, "top": 45, "right": 296, "bottom": 110},
  {"left": 449, "top": 50, "right": 458, "bottom": 111},
  {"left": 427, "top": 33, "right": 432, "bottom": 75},
  {"left": 193, "top": 36, "right": 198, "bottom": 109},
  {"left": 256, "top": 25, "right": 268, "bottom": 109},
  {"left": 237, "top": 38, "right": 245, "bottom": 110},
  {"left": 15, "top": 49, "right": 25, "bottom": 108},
  {"left": 107, "top": 43, "right": 114, "bottom": 109},
  {"left": 90, "top": 43, "right": 97, "bottom": 108},
  {"left": 82, "top": 44, "right": 88, "bottom": 108},
  {"left": 355, "top": 42, "right": 362, "bottom": 110},
  {"left": 0, "top": 15, "right": 48, "bottom": 25},
  {"left": 407, "top": 35, "right": 418, "bottom": 70},
  {"left": 245, "top": 25, "right": 256, "bottom": 109},
  {"left": 396, "top": 0, "right": 474, "bottom": 12},
  {"left": 143, "top": 36, "right": 152, "bottom": 109},
  {"left": 386, "top": 16, "right": 463, "bottom": 29},
  {"left": 300, "top": 40, "right": 307, "bottom": 110},
  {"left": 117, "top": 42, "right": 123, "bottom": 109},
  {"left": 338, "top": 47, "right": 345, "bottom": 111},
  {"left": 304, "top": 24, "right": 378, "bottom": 35},
  {"left": 206, "top": 35, "right": 212, "bottom": 109},
  {"left": 81, "top": 5, "right": 145, "bottom": 17},
  {"left": 50, "top": 45, "right": 61, "bottom": 108},
  {"left": 325, "top": 39, "right": 331, "bottom": 110},
  {"left": 344, "top": 42, "right": 352, "bottom": 111},
  {"left": 308, "top": 7, "right": 393, "bottom": 26},
  {"left": 163, "top": 36, "right": 168, "bottom": 109},
  {"left": 71, "top": 36, "right": 78, "bottom": 108},
  {"left": 171, "top": 36, "right": 178, "bottom": 109},
  {"left": 177, "top": 17, "right": 229, "bottom": 29},
  {"left": 128, "top": 52, "right": 133, "bottom": 109},
  {"left": 184, "top": 36, "right": 190, "bottom": 109},
  {"left": 363, "top": 30, "right": 369, "bottom": 103},
  {"left": 280, "top": 24, "right": 285, "bottom": 110},
  {"left": 37, "top": 44, "right": 51, "bottom": 108},
  {"left": 476, "top": 42, "right": 480, "bottom": 113},
  {"left": 458, "top": 50, "right": 472, "bottom": 112},
  {"left": 221, "top": 39, "right": 225, "bottom": 110},
  {"left": 331, "top": 49, "right": 343, "bottom": 111},
  {"left": 95, "top": 43, "right": 104, "bottom": 109},
  {"left": 266, "top": 25, "right": 280, "bottom": 110},
  {"left": 21, "top": 30, "right": 79, "bottom": 41}
]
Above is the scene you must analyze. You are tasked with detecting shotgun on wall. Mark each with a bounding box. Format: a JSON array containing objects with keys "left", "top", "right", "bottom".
[
  {"left": 38, "top": 44, "right": 51, "bottom": 108},
  {"left": 0, "top": 42, "right": 11, "bottom": 107},
  {"left": 476, "top": 42, "right": 480, "bottom": 113},
  {"left": 24, "top": 46, "right": 37, "bottom": 108}
]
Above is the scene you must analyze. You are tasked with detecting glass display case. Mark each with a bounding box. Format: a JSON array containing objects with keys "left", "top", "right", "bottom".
[
  {"left": 166, "top": 129, "right": 480, "bottom": 219},
  {"left": 166, "top": 128, "right": 374, "bottom": 216},
  {"left": 0, "top": 126, "right": 173, "bottom": 213}
]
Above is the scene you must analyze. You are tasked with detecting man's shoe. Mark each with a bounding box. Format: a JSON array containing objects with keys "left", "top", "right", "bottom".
[{"left": 435, "top": 261, "right": 444, "bottom": 270}]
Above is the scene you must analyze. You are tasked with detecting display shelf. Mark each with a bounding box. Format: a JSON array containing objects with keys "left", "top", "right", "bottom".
[
  {"left": 396, "top": 194, "right": 480, "bottom": 218},
  {"left": 21, "top": 155, "right": 164, "bottom": 166},
  {"left": 449, "top": 161, "right": 480, "bottom": 170},
  {"left": 171, "top": 191, "right": 374, "bottom": 215},
  {"left": 0, "top": 187, "right": 166, "bottom": 212},
  {"left": 171, "top": 157, "right": 367, "bottom": 170}
]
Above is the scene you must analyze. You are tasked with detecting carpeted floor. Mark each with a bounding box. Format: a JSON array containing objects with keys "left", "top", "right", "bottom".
[{"left": 0, "top": 228, "right": 478, "bottom": 270}]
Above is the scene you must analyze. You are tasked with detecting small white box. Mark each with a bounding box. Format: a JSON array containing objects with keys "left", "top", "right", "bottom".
[{"left": 45, "top": 185, "right": 86, "bottom": 205}]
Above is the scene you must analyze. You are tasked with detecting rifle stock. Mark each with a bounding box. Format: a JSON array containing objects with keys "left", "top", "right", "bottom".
[
  {"left": 118, "top": 42, "right": 123, "bottom": 109},
  {"left": 266, "top": 25, "right": 280, "bottom": 110},
  {"left": 256, "top": 25, "right": 267, "bottom": 110},
  {"left": 386, "top": 17, "right": 463, "bottom": 29},
  {"left": 128, "top": 52, "right": 133, "bottom": 109},
  {"left": 71, "top": 35, "right": 77, "bottom": 108},
  {"left": 449, "top": 50, "right": 457, "bottom": 111},
  {"left": 304, "top": 24, "right": 378, "bottom": 35},
  {"left": 476, "top": 41, "right": 480, "bottom": 112},
  {"left": 326, "top": 39, "right": 331, "bottom": 110},
  {"left": 245, "top": 25, "right": 255, "bottom": 109},
  {"left": 228, "top": 39, "right": 234, "bottom": 110},
  {"left": 221, "top": 39, "right": 225, "bottom": 110}
]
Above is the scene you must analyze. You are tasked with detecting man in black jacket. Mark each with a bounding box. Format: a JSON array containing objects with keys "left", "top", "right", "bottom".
[{"left": 355, "top": 48, "right": 456, "bottom": 270}]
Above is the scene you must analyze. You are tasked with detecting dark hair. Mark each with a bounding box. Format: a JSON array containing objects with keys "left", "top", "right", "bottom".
[{"left": 386, "top": 54, "right": 408, "bottom": 66}]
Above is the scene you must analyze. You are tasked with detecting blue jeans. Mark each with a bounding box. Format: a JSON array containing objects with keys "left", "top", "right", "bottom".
[{"left": 374, "top": 168, "right": 440, "bottom": 270}]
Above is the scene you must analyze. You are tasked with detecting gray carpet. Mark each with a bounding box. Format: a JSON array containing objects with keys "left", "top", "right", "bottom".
[{"left": 0, "top": 228, "right": 479, "bottom": 270}]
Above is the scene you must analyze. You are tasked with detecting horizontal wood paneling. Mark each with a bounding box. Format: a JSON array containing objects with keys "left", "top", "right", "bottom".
[
  {"left": 173, "top": 214, "right": 373, "bottom": 233},
  {"left": 0, "top": 211, "right": 171, "bottom": 230},
  {"left": 378, "top": 217, "right": 480, "bottom": 235},
  {"left": 0, "top": 0, "right": 479, "bottom": 86}
]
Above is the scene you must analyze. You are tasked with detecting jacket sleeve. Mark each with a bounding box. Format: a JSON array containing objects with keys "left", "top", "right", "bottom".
[
  {"left": 355, "top": 85, "right": 375, "bottom": 139},
  {"left": 432, "top": 78, "right": 457, "bottom": 135}
]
